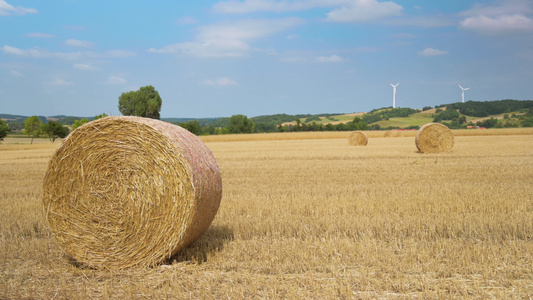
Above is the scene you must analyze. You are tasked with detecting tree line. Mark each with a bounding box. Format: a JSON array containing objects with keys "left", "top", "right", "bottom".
[
  {"left": 3, "top": 84, "right": 533, "bottom": 140},
  {"left": 445, "top": 100, "right": 533, "bottom": 117}
]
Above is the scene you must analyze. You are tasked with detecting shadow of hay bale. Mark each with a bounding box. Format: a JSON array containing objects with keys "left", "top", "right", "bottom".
[{"left": 168, "top": 225, "right": 234, "bottom": 264}]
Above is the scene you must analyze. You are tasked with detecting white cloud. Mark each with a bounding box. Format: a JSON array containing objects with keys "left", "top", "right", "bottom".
[
  {"left": 204, "top": 77, "right": 238, "bottom": 86},
  {"left": 50, "top": 79, "right": 74, "bottom": 86},
  {"left": 458, "top": 0, "right": 533, "bottom": 35},
  {"left": 386, "top": 15, "right": 453, "bottom": 28},
  {"left": 213, "top": 0, "right": 353, "bottom": 14},
  {"left": 316, "top": 54, "right": 344, "bottom": 62},
  {"left": 0, "top": 0, "right": 37, "bottom": 16},
  {"left": 1, "top": 45, "right": 83, "bottom": 59},
  {"left": 73, "top": 63, "right": 99, "bottom": 71},
  {"left": 460, "top": 14, "right": 533, "bottom": 35},
  {"left": 1, "top": 45, "right": 136, "bottom": 60},
  {"left": 418, "top": 47, "right": 448, "bottom": 56},
  {"left": 149, "top": 40, "right": 251, "bottom": 58},
  {"left": 213, "top": 0, "right": 403, "bottom": 23},
  {"left": 197, "top": 18, "right": 304, "bottom": 41},
  {"left": 148, "top": 18, "right": 304, "bottom": 58},
  {"left": 326, "top": 0, "right": 403, "bottom": 23},
  {"left": 459, "top": 0, "right": 532, "bottom": 18},
  {"left": 25, "top": 32, "right": 56, "bottom": 38},
  {"left": 65, "top": 39, "right": 94, "bottom": 48},
  {"left": 106, "top": 76, "right": 127, "bottom": 84}
]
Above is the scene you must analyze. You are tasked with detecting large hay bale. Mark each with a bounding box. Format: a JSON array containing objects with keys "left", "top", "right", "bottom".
[
  {"left": 415, "top": 123, "right": 454, "bottom": 153},
  {"left": 348, "top": 131, "right": 368, "bottom": 146},
  {"left": 42, "top": 116, "right": 222, "bottom": 269}
]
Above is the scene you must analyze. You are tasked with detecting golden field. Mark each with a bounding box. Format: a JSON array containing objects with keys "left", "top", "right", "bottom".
[{"left": 1, "top": 128, "right": 533, "bottom": 299}]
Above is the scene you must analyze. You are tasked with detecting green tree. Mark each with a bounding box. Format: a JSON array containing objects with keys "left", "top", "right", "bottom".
[
  {"left": 72, "top": 118, "right": 90, "bottom": 130},
  {"left": 351, "top": 117, "right": 368, "bottom": 130},
  {"left": 227, "top": 114, "right": 255, "bottom": 134},
  {"left": 477, "top": 117, "right": 498, "bottom": 128},
  {"left": 94, "top": 113, "right": 109, "bottom": 120},
  {"left": 118, "top": 85, "right": 162, "bottom": 119},
  {"left": 179, "top": 120, "right": 202, "bottom": 135},
  {"left": 41, "top": 121, "right": 70, "bottom": 142},
  {"left": 0, "top": 119, "right": 10, "bottom": 142},
  {"left": 24, "top": 116, "right": 43, "bottom": 144}
]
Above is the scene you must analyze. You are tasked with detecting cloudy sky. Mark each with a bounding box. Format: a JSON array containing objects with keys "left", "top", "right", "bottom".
[{"left": 1, "top": 0, "right": 532, "bottom": 118}]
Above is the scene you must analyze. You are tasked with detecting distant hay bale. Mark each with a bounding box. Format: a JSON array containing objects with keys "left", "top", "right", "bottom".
[
  {"left": 384, "top": 131, "right": 402, "bottom": 137},
  {"left": 42, "top": 116, "right": 222, "bottom": 269},
  {"left": 415, "top": 123, "right": 454, "bottom": 153},
  {"left": 348, "top": 131, "right": 368, "bottom": 146}
]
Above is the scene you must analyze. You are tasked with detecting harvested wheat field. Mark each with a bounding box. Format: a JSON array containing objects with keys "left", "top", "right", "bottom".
[{"left": 1, "top": 128, "right": 533, "bottom": 298}]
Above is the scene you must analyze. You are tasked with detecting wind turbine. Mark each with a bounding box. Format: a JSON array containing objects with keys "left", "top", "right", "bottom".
[
  {"left": 390, "top": 83, "right": 399, "bottom": 108},
  {"left": 458, "top": 84, "right": 471, "bottom": 103}
]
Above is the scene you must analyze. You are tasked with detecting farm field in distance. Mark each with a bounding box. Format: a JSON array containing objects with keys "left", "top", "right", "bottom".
[{"left": 1, "top": 128, "right": 533, "bottom": 298}]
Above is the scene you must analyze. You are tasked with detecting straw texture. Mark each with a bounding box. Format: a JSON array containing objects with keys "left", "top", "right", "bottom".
[
  {"left": 384, "top": 131, "right": 403, "bottom": 138},
  {"left": 415, "top": 123, "right": 454, "bottom": 153},
  {"left": 42, "top": 116, "right": 222, "bottom": 269},
  {"left": 348, "top": 131, "right": 368, "bottom": 146}
]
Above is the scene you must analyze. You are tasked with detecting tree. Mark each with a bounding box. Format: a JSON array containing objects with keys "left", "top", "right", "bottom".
[
  {"left": 351, "top": 117, "right": 368, "bottom": 130},
  {"left": 118, "top": 85, "right": 162, "bottom": 119},
  {"left": 227, "top": 114, "right": 255, "bottom": 134},
  {"left": 0, "top": 119, "right": 10, "bottom": 142},
  {"left": 477, "top": 117, "right": 498, "bottom": 128},
  {"left": 41, "top": 121, "right": 70, "bottom": 142},
  {"left": 179, "top": 120, "right": 202, "bottom": 135},
  {"left": 24, "top": 116, "right": 43, "bottom": 144},
  {"left": 94, "top": 113, "right": 109, "bottom": 120},
  {"left": 72, "top": 118, "right": 90, "bottom": 130}
]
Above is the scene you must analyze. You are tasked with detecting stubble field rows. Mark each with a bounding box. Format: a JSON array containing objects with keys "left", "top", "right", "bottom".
[{"left": 1, "top": 129, "right": 532, "bottom": 298}]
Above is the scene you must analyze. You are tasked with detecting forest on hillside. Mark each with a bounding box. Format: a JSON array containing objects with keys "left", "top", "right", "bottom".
[{"left": 3, "top": 99, "right": 533, "bottom": 136}]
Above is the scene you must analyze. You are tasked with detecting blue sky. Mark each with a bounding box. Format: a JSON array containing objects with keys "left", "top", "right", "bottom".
[{"left": 1, "top": 0, "right": 532, "bottom": 118}]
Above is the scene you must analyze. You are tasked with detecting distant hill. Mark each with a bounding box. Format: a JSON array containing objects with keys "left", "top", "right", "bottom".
[
  {"left": 2, "top": 99, "right": 532, "bottom": 133},
  {"left": 0, "top": 114, "right": 28, "bottom": 121}
]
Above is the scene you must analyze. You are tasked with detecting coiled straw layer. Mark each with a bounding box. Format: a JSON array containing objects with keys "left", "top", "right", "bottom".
[
  {"left": 42, "top": 116, "right": 222, "bottom": 269},
  {"left": 348, "top": 131, "right": 368, "bottom": 146},
  {"left": 415, "top": 123, "right": 454, "bottom": 153}
]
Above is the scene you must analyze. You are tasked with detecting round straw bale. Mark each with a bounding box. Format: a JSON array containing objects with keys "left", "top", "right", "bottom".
[
  {"left": 384, "top": 130, "right": 403, "bottom": 137},
  {"left": 348, "top": 131, "right": 368, "bottom": 146},
  {"left": 42, "top": 116, "right": 222, "bottom": 269},
  {"left": 415, "top": 123, "right": 454, "bottom": 153}
]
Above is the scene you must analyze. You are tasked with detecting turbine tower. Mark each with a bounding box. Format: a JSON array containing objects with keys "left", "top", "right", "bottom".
[
  {"left": 458, "top": 84, "right": 471, "bottom": 103},
  {"left": 390, "top": 83, "right": 399, "bottom": 108}
]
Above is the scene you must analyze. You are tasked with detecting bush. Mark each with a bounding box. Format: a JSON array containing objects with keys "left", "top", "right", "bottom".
[{"left": 0, "top": 119, "right": 10, "bottom": 141}]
